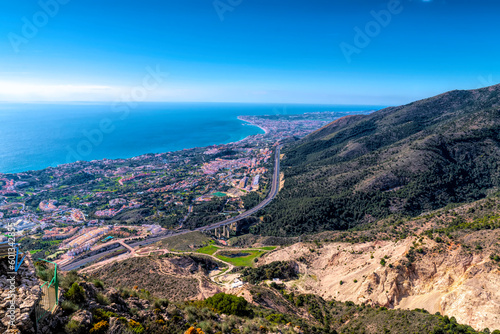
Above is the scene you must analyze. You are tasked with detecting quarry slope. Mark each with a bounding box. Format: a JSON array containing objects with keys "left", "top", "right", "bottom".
[{"left": 261, "top": 235, "right": 500, "bottom": 331}]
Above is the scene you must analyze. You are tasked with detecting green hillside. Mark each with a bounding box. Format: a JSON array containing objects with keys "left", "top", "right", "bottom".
[{"left": 253, "top": 85, "right": 500, "bottom": 236}]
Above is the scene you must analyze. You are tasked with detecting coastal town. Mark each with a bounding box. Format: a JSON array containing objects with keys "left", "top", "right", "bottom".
[{"left": 0, "top": 111, "right": 365, "bottom": 263}]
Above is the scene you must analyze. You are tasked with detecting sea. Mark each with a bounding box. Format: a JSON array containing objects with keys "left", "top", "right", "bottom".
[{"left": 0, "top": 102, "right": 384, "bottom": 173}]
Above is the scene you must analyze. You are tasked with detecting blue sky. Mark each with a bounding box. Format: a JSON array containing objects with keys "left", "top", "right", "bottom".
[{"left": 0, "top": 0, "right": 499, "bottom": 104}]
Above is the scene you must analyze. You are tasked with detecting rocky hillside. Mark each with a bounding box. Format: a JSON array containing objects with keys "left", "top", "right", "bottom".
[
  {"left": 85, "top": 253, "right": 222, "bottom": 301},
  {"left": 45, "top": 194, "right": 498, "bottom": 333},
  {"left": 256, "top": 196, "right": 500, "bottom": 332},
  {"left": 33, "top": 267, "right": 492, "bottom": 334},
  {"left": 261, "top": 237, "right": 499, "bottom": 332},
  {"left": 254, "top": 84, "right": 500, "bottom": 236},
  {"left": 0, "top": 256, "right": 40, "bottom": 333},
  {"left": 4, "top": 212, "right": 491, "bottom": 334}
]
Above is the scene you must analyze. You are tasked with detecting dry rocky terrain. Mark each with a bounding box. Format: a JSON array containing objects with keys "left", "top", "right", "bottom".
[
  {"left": 260, "top": 234, "right": 500, "bottom": 331},
  {"left": 0, "top": 256, "right": 40, "bottom": 333},
  {"left": 88, "top": 255, "right": 222, "bottom": 301}
]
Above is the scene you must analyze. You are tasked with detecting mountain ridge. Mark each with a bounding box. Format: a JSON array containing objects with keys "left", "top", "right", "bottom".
[{"left": 253, "top": 84, "right": 500, "bottom": 236}]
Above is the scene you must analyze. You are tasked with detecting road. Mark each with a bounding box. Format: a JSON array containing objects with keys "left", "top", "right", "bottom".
[
  {"left": 60, "top": 145, "right": 282, "bottom": 271},
  {"left": 118, "top": 240, "right": 135, "bottom": 253},
  {"left": 61, "top": 245, "right": 127, "bottom": 271},
  {"left": 196, "top": 144, "right": 282, "bottom": 232}
]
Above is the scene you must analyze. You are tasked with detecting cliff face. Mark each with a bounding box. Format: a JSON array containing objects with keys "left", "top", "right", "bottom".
[
  {"left": 261, "top": 234, "right": 500, "bottom": 331},
  {"left": 0, "top": 256, "right": 41, "bottom": 333},
  {"left": 398, "top": 247, "right": 499, "bottom": 330}
]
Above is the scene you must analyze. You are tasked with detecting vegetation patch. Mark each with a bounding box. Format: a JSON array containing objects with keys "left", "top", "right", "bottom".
[
  {"left": 219, "top": 251, "right": 251, "bottom": 258},
  {"left": 201, "top": 293, "right": 251, "bottom": 317},
  {"left": 158, "top": 231, "right": 212, "bottom": 252},
  {"left": 259, "top": 246, "right": 277, "bottom": 251},
  {"left": 196, "top": 244, "right": 220, "bottom": 256},
  {"left": 215, "top": 250, "right": 266, "bottom": 267},
  {"left": 241, "top": 261, "right": 298, "bottom": 284},
  {"left": 253, "top": 91, "right": 500, "bottom": 237}
]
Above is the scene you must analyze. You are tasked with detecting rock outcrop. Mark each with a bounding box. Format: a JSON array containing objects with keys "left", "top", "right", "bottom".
[{"left": 0, "top": 256, "right": 41, "bottom": 334}]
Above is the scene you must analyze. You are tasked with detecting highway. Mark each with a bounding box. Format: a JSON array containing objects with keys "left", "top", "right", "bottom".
[
  {"left": 196, "top": 144, "right": 282, "bottom": 232},
  {"left": 61, "top": 245, "right": 127, "bottom": 271},
  {"left": 60, "top": 145, "right": 282, "bottom": 271}
]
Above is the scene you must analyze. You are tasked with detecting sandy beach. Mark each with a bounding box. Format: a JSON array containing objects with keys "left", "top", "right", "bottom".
[{"left": 237, "top": 115, "right": 270, "bottom": 134}]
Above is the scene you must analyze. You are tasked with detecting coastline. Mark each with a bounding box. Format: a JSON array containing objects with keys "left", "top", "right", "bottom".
[
  {"left": 0, "top": 116, "right": 268, "bottom": 175},
  {"left": 237, "top": 115, "right": 269, "bottom": 135},
  {"left": 0, "top": 103, "right": 379, "bottom": 174}
]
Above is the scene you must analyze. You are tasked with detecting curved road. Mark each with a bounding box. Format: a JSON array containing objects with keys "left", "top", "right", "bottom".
[{"left": 61, "top": 145, "right": 282, "bottom": 271}]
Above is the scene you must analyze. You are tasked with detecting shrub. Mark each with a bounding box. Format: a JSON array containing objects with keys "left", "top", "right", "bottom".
[
  {"left": 128, "top": 319, "right": 145, "bottom": 334},
  {"left": 96, "top": 293, "right": 110, "bottom": 305},
  {"left": 65, "top": 320, "right": 82, "bottom": 334},
  {"left": 203, "top": 293, "right": 250, "bottom": 317},
  {"left": 61, "top": 270, "right": 80, "bottom": 290},
  {"left": 380, "top": 258, "right": 386, "bottom": 266},
  {"left": 89, "top": 320, "right": 109, "bottom": 334},
  {"left": 185, "top": 328, "right": 205, "bottom": 334},
  {"left": 153, "top": 298, "right": 169, "bottom": 309},
  {"left": 93, "top": 309, "right": 118, "bottom": 323},
  {"left": 61, "top": 300, "right": 80, "bottom": 313},
  {"left": 92, "top": 279, "right": 104, "bottom": 289},
  {"left": 119, "top": 287, "right": 133, "bottom": 298},
  {"left": 265, "top": 313, "right": 287, "bottom": 324},
  {"left": 64, "top": 282, "right": 85, "bottom": 304}
]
